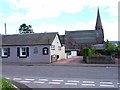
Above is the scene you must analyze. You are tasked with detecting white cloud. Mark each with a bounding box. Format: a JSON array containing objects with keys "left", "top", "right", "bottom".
[
  {"left": 103, "top": 21, "right": 118, "bottom": 41},
  {"left": 5, "top": 0, "right": 118, "bottom": 22},
  {"left": 33, "top": 20, "right": 118, "bottom": 41},
  {"left": 33, "top": 21, "right": 96, "bottom": 36},
  {"left": 1, "top": 0, "right": 118, "bottom": 41}
]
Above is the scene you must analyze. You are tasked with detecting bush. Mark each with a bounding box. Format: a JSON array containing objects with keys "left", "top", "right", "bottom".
[
  {"left": 82, "top": 48, "right": 92, "bottom": 63},
  {"left": 0, "top": 77, "right": 13, "bottom": 90}
]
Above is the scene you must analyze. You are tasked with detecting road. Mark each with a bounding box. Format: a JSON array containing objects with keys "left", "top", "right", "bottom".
[{"left": 2, "top": 65, "right": 119, "bottom": 88}]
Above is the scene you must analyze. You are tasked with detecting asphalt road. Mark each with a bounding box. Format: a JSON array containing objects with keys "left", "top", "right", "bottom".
[{"left": 2, "top": 65, "right": 119, "bottom": 88}]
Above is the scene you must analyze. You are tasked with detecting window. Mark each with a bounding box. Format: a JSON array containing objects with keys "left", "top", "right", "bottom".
[
  {"left": 58, "top": 46, "right": 61, "bottom": 50},
  {"left": 51, "top": 45, "right": 55, "bottom": 50},
  {"left": 34, "top": 47, "right": 38, "bottom": 54},
  {"left": 1, "top": 48, "right": 10, "bottom": 58},
  {"left": 17, "top": 47, "right": 29, "bottom": 58},
  {"left": 20, "top": 48, "right": 26, "bottom": 56},
  {"left": 43, "top": 47, "right": 49, "bottom": 55}
]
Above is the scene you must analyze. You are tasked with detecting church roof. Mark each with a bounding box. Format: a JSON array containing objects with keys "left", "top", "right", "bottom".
[{"left": 64, "top": 30, "right": 104, "bottom": 50}]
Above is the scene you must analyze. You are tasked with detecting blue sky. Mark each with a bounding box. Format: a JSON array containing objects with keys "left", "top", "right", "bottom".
[{"left": 0, "top": 0, "right": 119, "bottom": 41}]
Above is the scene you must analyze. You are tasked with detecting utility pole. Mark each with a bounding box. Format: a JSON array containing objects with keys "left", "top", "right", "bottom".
[{"left": 5, "top": 23, "right": 7, "bottom": 35}]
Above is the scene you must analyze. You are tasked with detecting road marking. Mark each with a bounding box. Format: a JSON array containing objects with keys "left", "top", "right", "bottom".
[
  {"left": 13, "top": 78, "right": 21, "bottom": 80},
  {"left": 67, "top": 80, "right": 79, "bottom": 83},
  {"left": 6, "top": 77, "right": 10, "bottom": 79},
  {"left": 33, "top": 81, "right": 45, "bottom": 84},
  {"left": 100, "top": 84, "right": 114, "bottom": 87},
  {"left": 52, "top": 79, "right": 64, "bottom": 82},
  {"left": 12, "top": 84, "right": 19, "bottom": 90},
  {"left": 117, "top": 83, "right": 120, "bottom": 85},
  {"left": 48, "top": 82, "right": 61, "bottom": 85},
  {"left": 39, "top": 79, "right": 48, "bottom": 81},
  {"left": 100, "top": 82, "right": 113, "bottom": 84},
  {"left": 81, "top": 84, "right": 95, "bottom": 86},
  {"left": 83, "top": 81, "right": 95, "bottom": 84},
  {"left": 24, "top": 78, "right": 35, "bottom": 81},
  {"left": 65, "top": 83, "right": 77, "bottom": 85},
  {"left": 19, "top": 80, "right": 31, "bottom": 83}
]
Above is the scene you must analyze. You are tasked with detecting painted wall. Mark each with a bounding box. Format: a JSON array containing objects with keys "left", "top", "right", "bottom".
[
  {"left": 50, "top": 34, "right": 65, "bottom": 61},
  {"left": 1, "top": 45, "right": 51, "bottom": 64}
]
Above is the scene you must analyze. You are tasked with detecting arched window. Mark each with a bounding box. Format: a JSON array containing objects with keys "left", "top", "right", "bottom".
[
  {"left": 34, "top": 47, "right": 38, "bottom": 54},
  {"left": 43, "top": 47, "right": 49, "bottom": 55}
]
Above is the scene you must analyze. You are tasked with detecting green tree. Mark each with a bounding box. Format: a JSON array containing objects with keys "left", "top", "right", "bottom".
[
  {"left": 19, "top": 23, "right": 34, "bottom": 34},
  {"left": 104, "top": 39, "right": 116, "bottom": 51},
  {"left": 104, "top": 39, "right": 117, "bottom": 56}
]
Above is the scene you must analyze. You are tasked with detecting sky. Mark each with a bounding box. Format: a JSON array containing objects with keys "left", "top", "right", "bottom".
[{"left": 0, "top": 0, "right": 119, "bottom": 41}]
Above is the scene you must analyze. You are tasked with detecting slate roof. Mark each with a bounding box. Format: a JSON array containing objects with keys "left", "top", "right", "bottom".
[
  {"left": 0, "top": 33, "right": 58, "bottom": 46},
  {"left": 65, "top": 30, "right": 97, "bottom": 44},
  {"left": 65, "top": 30, "right": 104, "bottom": 50},
  {"left": 59, "top": 35, "right": 65, "bottom": 44}
]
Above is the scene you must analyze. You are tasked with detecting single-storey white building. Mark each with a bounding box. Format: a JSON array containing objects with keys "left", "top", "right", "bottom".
[{"left": 0, "top": 32, "right": 65, "bottom": 64}]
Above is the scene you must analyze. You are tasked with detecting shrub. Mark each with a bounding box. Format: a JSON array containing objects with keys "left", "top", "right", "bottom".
[
  {"left": 0, "top": 77, "right": 13, "bottom": 90},
  {"left": 82, "top": 48, "right": 92, "bottom": 63}
]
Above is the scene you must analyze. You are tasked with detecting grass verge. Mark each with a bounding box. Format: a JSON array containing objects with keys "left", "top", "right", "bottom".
[{"left": 0, "top": 77, "right": 14, "bottom": 90}]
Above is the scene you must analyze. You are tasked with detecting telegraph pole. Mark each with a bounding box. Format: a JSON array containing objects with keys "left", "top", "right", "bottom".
[{"left": 5, "top": 23, "right": 7, "bottom": 35}]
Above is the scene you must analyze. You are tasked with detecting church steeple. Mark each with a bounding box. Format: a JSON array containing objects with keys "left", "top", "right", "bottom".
[{"left": 95, "top": 8, "right": 103, "bottom": 30}]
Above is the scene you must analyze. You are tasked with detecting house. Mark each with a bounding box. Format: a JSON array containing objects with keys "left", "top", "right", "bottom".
[
  {"left": 60, "top": 8, "right": 104, "bottom": 57},
  {"left": 0, "top": 32, "right": 65, "bottom": 64}
]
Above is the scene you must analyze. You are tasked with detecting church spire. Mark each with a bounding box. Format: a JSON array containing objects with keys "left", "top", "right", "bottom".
[{"left": 95, "top": 8, "right": 103, "bottom": 30}]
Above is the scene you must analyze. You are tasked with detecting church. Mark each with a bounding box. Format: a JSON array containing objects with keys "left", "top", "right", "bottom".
[{"left": 60, "top": 8, "right": 104, "bottom": 56}]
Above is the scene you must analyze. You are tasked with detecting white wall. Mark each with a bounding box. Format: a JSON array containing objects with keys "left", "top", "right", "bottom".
[{"left": 50, "top": 34, "right": 65, "bottom": 61}]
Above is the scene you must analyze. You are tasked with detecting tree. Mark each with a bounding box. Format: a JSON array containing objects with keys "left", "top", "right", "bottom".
[
  {"left": 19, "top": 23, "right": 34, "bottom": 34},
  {"left": 104, "top": 39, "right": 117, "bottom": 56},
  {"left": 104, "top": 39, "right": 116, "bottom": 51}
]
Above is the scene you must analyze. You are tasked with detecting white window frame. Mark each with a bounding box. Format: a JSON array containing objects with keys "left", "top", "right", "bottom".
[
  {"left": 2, "top": 48, "right": 8, "bottom": 57},
  {"left": 51, "top": 45, "right": 55, "bottom": 50},
  {"left": 20, "top": 48, "right": 27, "bottom": 57},
  {"left": 58, "top": 46, "right": 61, "bottom": 51}
]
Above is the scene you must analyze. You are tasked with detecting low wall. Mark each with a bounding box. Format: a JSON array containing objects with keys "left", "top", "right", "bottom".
[{"left": 86, "top": 56, "right": 115, "bottom": 64}]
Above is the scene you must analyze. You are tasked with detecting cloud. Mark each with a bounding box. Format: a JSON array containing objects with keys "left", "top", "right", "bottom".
[
  {"left": 4, "top": 0, "right": 118, "bottom": 23},
  {"left": 33, "top": 20, "right": 118, "bottom": 41},
  {"left": 0, "top": 0, "right": 118, "bottom": 41}
]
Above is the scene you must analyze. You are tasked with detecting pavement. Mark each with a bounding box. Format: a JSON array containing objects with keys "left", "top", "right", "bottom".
[
  {"left": 11, "top": 80, "right": 33, "bottom": 90},
  {"left": 52, "top": 56, "right": 120, "bottom": 67},
  {"left": 2, "top": 56, "right": 120, "bottom": 67}
]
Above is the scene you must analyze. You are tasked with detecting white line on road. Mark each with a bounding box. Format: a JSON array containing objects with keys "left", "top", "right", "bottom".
[
  {"left": 81, "top": 84, "right": 95, "bottom": 86},
  {"left": 24, "top": 78, "right": 35, "bottom": 81},
  {"left": 48, "top": 82, "right": 61, "bottom": 85},
  {"left": 19, "top": 80, "right": 31, "bottom": 83},
  {"left": 100, "top": 84, "right": 114, "bottom": 87},
  {"left": 13, "top": 78, "right": 22, "bottom": 81},
  {"left": 6, "top": 77, "right": 10, "bottom": 79},
  {"left": 117, "top": 83, "right": 120, "bottom": 85},
  {"left": 65, "top": 83, "right": 77, "bottom": 85},
  {"left": 12, "top": 84, "right": 19, "bottom": 90},
  {"left": 39, "top": 79, "right": 48, "bottom": 81},
  {"left": 82, "top": 81, "right": 95, "bottom": 84},
  {"left": 52, "top": 79, "right": 64, "bottom": 82},
  {"left": 67, "top": 80, "right": 79, "bottom": 83},
  {"left": 100, "top": 82, "right": 113, "bottom": 84},
  {"left": 33, "top": 81, "right": 45, "bottom": 84}
]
